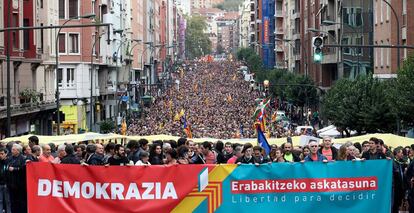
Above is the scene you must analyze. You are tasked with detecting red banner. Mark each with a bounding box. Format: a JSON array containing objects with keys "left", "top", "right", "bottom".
[{"left": 27, "top": 162, "right": 212, "bottom": 213}]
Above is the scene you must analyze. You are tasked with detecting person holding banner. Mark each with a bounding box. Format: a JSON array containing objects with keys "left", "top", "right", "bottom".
[
  {"left": 253, "top": 146, "right": 271, "bottom": 164},
  {"left": 282, "top": 142, "right": 300, "bottom": 162},
  {"left": 236, "top": 143, "right": 259, "bottom": 165},
  {"left": 392, "top": 147, "right": 407, "bottom": 213},
  {"left": 38, "top": 144, "right": 54, "bottom": 163},
  {"left": 6, "top": 144, "right": 27, "bottom": 213},
  {"left": 86, "top": 144, "right": 105, "bottom": 166},
  {"left": 303, "top": 140, "right": 328, "bottom": 162},
  {"left": 361, "top": 137, "right": 387, "bottom": 160},
  {"left": 0, "top": 147, "right": 11, "bottom": 213},
  {"left": 107, "top": 144, "right": 130, "bottom": 166},
  {"left": 318, "top": 136, "right": 338, "bottom": 161}
]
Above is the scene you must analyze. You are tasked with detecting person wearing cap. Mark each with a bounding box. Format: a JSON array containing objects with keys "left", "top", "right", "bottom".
[
  {"left": 236, "top": 143, "right": 259, "bottom": 164},
  {"left": 303, "top": 140, "right": 328, "bottom": 162}
]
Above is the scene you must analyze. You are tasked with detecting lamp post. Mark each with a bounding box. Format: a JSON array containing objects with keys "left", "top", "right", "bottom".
[
  {"left": 89, "top": 31, "right": 106, "bottom": 132},
  {"left": 5, "top": 1, "right": 11, "bottom": 137},
  {"left": 55, "top": 13, "right": 95, "bottom": 135},
  {"left": 140, "top": 42, "right": 154, "bottom": 96}
]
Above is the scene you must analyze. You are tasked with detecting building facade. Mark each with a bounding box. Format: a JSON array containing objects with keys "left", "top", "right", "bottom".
[
  {"left": 0, "top": 0, "right": 56, "bottom": 138},
  {"left": 373, "top": 0, "right": 414, "bottom": 79}
]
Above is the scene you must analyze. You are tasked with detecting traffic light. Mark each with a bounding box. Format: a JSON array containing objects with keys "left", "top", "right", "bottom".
[{"left": 312, "top": 36, "right": 323, "bottom": 63}]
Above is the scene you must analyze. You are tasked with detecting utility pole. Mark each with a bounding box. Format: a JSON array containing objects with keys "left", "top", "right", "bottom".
[{"left": 6, "top": 1, "right": 11, "bottom": 137}]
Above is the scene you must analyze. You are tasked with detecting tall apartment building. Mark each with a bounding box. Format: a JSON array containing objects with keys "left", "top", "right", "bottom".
[
  {"left": 216, "top": 12, "right": 240, "bottom": 54},
  {"left": 0, "top": 0, "right": 56, "bottom": 138},
  {"left": 274, "top": 0, "right": 286, "bottom": 69},
  {"left": 373, "top": 0, "right": 414, "bottom": 79},
  {"left": 261, "top": 0, "right": 275, "bottom": 69},
  {"left": 239, "top": 0, "right": 251, "bottom": 48}
]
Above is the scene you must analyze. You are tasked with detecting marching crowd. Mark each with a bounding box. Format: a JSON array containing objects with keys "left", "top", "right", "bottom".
[
  {"left": 0, "top": 135, "right": 413, "bottom": 212},
  {"left": 127, "top": 61, "right": 258, "bottom": 139}
]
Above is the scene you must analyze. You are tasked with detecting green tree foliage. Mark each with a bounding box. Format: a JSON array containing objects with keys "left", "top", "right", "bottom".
[
  {"left": 213, "top": 0, "right": 242, "bottom": 11},
  {"left": 388, "top": 54, "right": 414, "bottom": 126},
  {"left": 237, "top": 47, "right": 263, "bottom": 73},
  {"left": 100, "top": 120, "right": 115, "bottom": 133},
  {"left": 237, "top": 48, "right": 318, "bottom": 108},
  {"left": 323, "top": 76, "right": 396, "bottom": 135},
  {"left": 185, "top": 15, "right": 212, "bottom": 59}
]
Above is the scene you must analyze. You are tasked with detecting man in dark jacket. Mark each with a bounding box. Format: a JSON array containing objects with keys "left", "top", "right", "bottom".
[
  {"left": 61, "top": 144, "right": 80, "bottom": 164},
  {"left": 318, "top": 136, "right": 338, "bottom": 161},
  {"left": 361, "top": 137, "right": 387, "bottom": 160},
  {"left": 86, "top": 144, "right": 105, "bottom": 165},
  {"left": 127, "top": 140, "right": 142, "bottom": 164},
  {"left": 392, "top": 147, "right": 406, "bottom": 213},
  {"left": 7, "top": 144, "right": 27, "bottom": 213},
  {"left": 0, "top": 147, "right": 11, "bottom": 213}
]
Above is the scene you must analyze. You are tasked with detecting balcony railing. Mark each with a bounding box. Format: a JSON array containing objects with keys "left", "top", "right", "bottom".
[{"left": 0, "top": 101, "right": 57, "bottom": 119}]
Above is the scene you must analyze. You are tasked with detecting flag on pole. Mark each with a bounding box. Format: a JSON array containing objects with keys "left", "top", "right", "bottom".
[{"left": 257, "top": 124, "right": 271, "bottom": 155}]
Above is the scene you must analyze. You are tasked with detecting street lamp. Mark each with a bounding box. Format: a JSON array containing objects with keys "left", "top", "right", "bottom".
[
  {"left": 89, "top": 31, "right": 106, "bottom": 132},
  {"left": 55, "top": 13, "right": 95, "bottom": 135}
]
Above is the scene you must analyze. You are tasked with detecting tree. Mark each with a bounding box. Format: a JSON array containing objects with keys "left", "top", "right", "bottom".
[
  {"left": 213, "top": 0, "right": 243, "bottom": 11},
  {"left": 236, "top": 47, "right": 263, "bottom": 73},
  {"left": 100, "top": 120, "right": 115, "bottom": 133},
  {"left": 185, "top": 15, "right": 212, "bottom": 59},
  {"left": 323, "top": 76, "right": 396, "bottom": 136},
  {"left": 388, "top": 54, "right": 414, "bottom": 127}
]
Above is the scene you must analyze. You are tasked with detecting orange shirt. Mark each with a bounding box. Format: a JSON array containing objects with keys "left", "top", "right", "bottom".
[
  {"left": 322, "top": 148, "right": 333, "bottom": 161},
  {"left": 39, "top": 154, "right": 55, "bottom": 163}
]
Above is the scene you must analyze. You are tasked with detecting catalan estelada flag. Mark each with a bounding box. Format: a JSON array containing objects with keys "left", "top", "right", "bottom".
[{"left": 179, "top": 110, "right": 192, "bottom": 138}]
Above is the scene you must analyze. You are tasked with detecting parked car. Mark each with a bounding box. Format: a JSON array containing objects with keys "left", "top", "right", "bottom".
[{"left": 295, "top": 126, "right": 314, "bottom": 135}]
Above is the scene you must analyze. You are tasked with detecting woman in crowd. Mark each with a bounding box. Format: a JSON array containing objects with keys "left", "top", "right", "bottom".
[
  {"left": 273, "top": 148, "right": 286, "bottom": 163},
  {"left": 149, "top": 143, "right": 164, "bottom": 165},
  {"left": 165, "top": 149, "right": 178, "bottom": 165}
]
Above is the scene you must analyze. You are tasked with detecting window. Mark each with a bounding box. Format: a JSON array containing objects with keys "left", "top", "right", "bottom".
[
  {"left": 59, "top": 0, "right": 65, "bottom": 19},
  {"left": 12, "top": 14, "right": 18, "bottom": 49},
  {"left": 66, "top": 68, "right": 75, "bottom": 87},
  {"left": 40, "top": 0, "right": 43, "bottom": 8},
  {"left": 68, "top": 33, "right": 79, "bottom": 54},
  {"left": 386, "top": 2, "right": 390, "bottom": 21},
  {"left": 68, "top": 0, "right": 79, "bottom": 19},
  {"left": 58, "top": 33, "right": 66, "bottom": 53},
  {"left": 387, "top": 48, "right": 390, "bottom": 67},
  {"left": 374, "top": 2, "right": 377, "bottom": 24},
  {"left": 40, "top": 23, "right": 44, "bottom": 53},
  {"left": 403, "top": 0, "right": 407, "bottom": 15},
  {"left": 355, "top": 36, "right": 363, "bottom": 55},
  {"left": 343, "top": 8, "right": 350, "bottom": 25},
  {"left": 342, "top": 38, "right": 351, "bottom": 54},
  {"left": 57, "top": 68, "right": 63, "bottom": 87},
  {"left": 380, "top": 1, "right": 383, "bottom": 22},
  {"left": 355, "top": 8, "right": 363, "bottom": 26},
  {"left": 294, "top": 39, "right": 300, "bottom": 55},
  {"left": 92, "top": 0, "right": 95, "bottom": 15},
  {"left": 23, "top": 19, "right": 30, "bottom": 50}
]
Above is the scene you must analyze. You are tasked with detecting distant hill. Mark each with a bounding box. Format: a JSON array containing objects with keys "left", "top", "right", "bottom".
[{"left": 213, "top": 0, "right": 243, "bottom": 11}]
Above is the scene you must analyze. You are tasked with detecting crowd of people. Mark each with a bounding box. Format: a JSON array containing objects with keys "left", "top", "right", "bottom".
[
  {"left": 128, "top": 61, "right": 259, "bottom": 139},
  {"left": 0, "top": 135, "right": 413, "bottom": 212}
]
